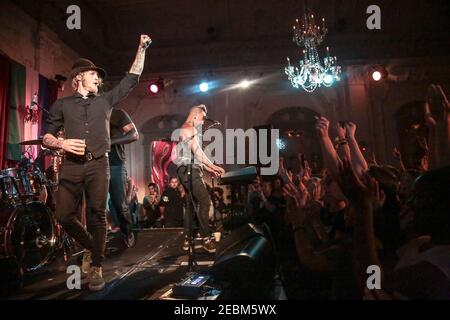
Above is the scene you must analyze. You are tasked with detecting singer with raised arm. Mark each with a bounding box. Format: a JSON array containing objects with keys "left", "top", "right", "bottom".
[
  {"left": 42, "top": 34, "right": 151, "bottom": 292},
  {"left": 176, "top": 104, "right": 225, "bottom": 253}
]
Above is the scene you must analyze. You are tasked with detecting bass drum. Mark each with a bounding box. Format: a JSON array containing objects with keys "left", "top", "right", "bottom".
[{"left": 0, "top": 202, "right": 57, "bottom": 272}]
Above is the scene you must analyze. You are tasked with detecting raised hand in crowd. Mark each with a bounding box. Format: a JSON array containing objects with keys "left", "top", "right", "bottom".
[
  {"left": 315, "top": 116, "right": 331, "bottom": 139},
  {"left": 424, "top": 102, "right": 437, "bottom": 127},
  {"left": 315, "top": 116, "right": 341, "bottom": 178},
  {"left": 283, "top": 181, "right": 309, "bottom": 227},
  {"left": 393, "top": 146, "right": 406, "bottom": 172},
  {"left": 343, "top": 121, "right": 369, "bottom": 176},
  {"left": 335, "top": 122, "right": 351, "bottom": 162},
  {"left": 344, "top": 121, "right": 357, "bottom": 139},
  {"left": 336, "top": 159, "right": 381, "bottom": 295},
  {"left": 336, "top": 158, "right": 374, "bottom": 206}
]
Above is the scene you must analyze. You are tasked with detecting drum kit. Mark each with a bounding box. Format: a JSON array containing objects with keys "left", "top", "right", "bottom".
[{"left": 0, "top": 138, "right": 74, "bottom": 273}]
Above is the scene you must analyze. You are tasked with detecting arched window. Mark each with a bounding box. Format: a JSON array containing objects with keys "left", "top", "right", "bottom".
[{"left": 267, "top": 107, "right": 323, "bottom": 173}]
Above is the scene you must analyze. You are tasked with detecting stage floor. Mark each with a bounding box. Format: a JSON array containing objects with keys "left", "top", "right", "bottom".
[{"left": 7, "top": 229, "right": 216, "bottom": 300}]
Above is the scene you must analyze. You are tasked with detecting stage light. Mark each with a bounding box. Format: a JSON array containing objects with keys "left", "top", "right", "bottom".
[
  {"left": 239, "top": 80, "right": 251, "bottom": 89},
  {"left": 199, "top": 82, "right": 209, "bottom": 92},
  {"left": 372, "top": 71, "right": 382, "bottom": 81},
  {"left": 371, "top": 66, "right": 387, "bottom": 82},
  {"left": 148, "top": 78, "right": 164, "bottom": 95},
  {"left": 149, "top": 84, "right": 159, "bottom": 94}
]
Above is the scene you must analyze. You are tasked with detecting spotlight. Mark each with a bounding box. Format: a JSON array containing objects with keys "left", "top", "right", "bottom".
[
  {"left": 199, "top": 82, "right": 209, "bottom": 92},
  {"left": 239, "top": 80, "right": 251, "bottom": 89},
  {"left": 148, "top": 78, "right": 164, "bottom": 95},
  {"left": 372, "top": 71, "right": 382, "bottom": 81},
  {"left": 149, "top": 84, "right": 160, "bottom": 94},
  {"left": 371, "top": 66, "right": 387, "bottom": 82}
]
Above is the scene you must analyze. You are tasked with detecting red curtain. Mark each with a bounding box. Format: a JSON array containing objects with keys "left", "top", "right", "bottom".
[{"left": 0, "top": 54, "right": 11, "bottom": 169}]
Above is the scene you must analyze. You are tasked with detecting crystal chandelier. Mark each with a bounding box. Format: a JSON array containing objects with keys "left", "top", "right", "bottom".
[{"left": 285, "top": 10, "right": 341, "bottom": 92}]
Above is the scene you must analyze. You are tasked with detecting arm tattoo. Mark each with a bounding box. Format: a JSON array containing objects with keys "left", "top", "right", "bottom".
[
  {"left": 129, "top": 48, "right": 146, "bottom": 75},
  {"left": 43, "top": 134, "right": 63, "bottom": 149}
]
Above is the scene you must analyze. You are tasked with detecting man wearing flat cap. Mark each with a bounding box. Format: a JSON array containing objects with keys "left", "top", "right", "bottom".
[{"left": 43, "top": 35, "right": 152, "bottom": 291}]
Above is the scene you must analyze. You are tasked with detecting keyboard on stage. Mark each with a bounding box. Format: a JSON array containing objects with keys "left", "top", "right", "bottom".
[{"left": 218, "top": 166, "right": 258, "bottom": 185}]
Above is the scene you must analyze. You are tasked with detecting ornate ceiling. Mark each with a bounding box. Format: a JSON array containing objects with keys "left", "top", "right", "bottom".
[{"left": 11, "top": 0, "right": 450, "bottom": 76}]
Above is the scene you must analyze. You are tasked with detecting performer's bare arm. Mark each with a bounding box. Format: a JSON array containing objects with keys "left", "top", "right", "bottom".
[
  {"left": 181, "top": 126, "right": 224, "bottom": 177},
  {"left": 129, "top": 35, "right": 151, "bottom": 76}
]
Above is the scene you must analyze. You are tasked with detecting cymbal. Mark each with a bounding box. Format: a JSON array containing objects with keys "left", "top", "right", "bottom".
[{"left": 19, "top": 139, "right": 43, "bottom": 145}]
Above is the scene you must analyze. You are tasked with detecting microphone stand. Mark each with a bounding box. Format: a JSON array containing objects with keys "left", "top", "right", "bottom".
[
  {"left": 28, "top": 97, "right": 50, "bottom": 171},
  {"left": 30, "top": 97, "right": 50, "bottom": 116}
]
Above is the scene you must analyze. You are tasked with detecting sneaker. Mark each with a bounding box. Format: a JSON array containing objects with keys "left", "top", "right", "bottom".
[
  {"left": 81, "top": 250, "right": 92, "bottom": 274},
  {"left": 88, "top": 266, "right": 105, "bottom": 291},
  {"left": 202, "top": 238, "right": 216, "bottom": 253},
  {"left": 124, "top": 232, "right": 136, "bottom": 248},
  {"left": 183, "top": 239, "right": 189, "bottom": 251}
]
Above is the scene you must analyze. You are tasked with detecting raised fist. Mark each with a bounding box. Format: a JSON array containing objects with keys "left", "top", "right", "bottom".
[{"left": 140, "top": 35, "right": 152, "bottom": 49}]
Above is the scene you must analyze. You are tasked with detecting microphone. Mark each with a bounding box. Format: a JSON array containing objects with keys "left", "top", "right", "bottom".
[
  {"left": 205, "top": 117, "right": 221, "bottom": 126},
  {"left": 31, "top": 93, "right": 38, "bottom": 111},
  {"left": 29, "top": 92, "right": 50, "bottom": 115}
]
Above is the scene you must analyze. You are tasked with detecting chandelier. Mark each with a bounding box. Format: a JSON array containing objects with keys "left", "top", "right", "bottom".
[{"left": 285, "top": 10, "right": 341, "bottom": 92}]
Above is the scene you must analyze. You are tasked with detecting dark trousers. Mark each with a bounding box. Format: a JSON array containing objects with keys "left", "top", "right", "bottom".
[
  {"left": 177, "top": 165, "right": 211, "bottom": 238},
  {"left": 55, "top": 157, "right": 110, "bottom": 267},
  {"left": 108, "top": 165, "right": 132, "bottom": 237}
]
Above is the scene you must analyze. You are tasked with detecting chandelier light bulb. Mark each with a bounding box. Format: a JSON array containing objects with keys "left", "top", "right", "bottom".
[{"left": 323, "top": 74, "right": 333, "bottom": 85}]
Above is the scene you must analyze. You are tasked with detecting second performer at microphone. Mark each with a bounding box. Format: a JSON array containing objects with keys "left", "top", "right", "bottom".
[{"left": 175, "top": 104, "right": 225, "bottom": 253}]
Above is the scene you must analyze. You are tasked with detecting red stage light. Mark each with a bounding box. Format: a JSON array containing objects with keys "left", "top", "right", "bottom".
[
  {"left": 148, "top": 78, "right": 164, "bottom": 95},
  {"left": 149, "top": 84, "right": 159, "bottom": 94}
]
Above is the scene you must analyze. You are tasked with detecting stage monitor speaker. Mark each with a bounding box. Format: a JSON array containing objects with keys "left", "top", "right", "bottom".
[
  {"left": 216, "top": 223, "right": 265, "bottom": 258},
  {"left": 209, "top": 223, "right": 276, "bottom": 299}
]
